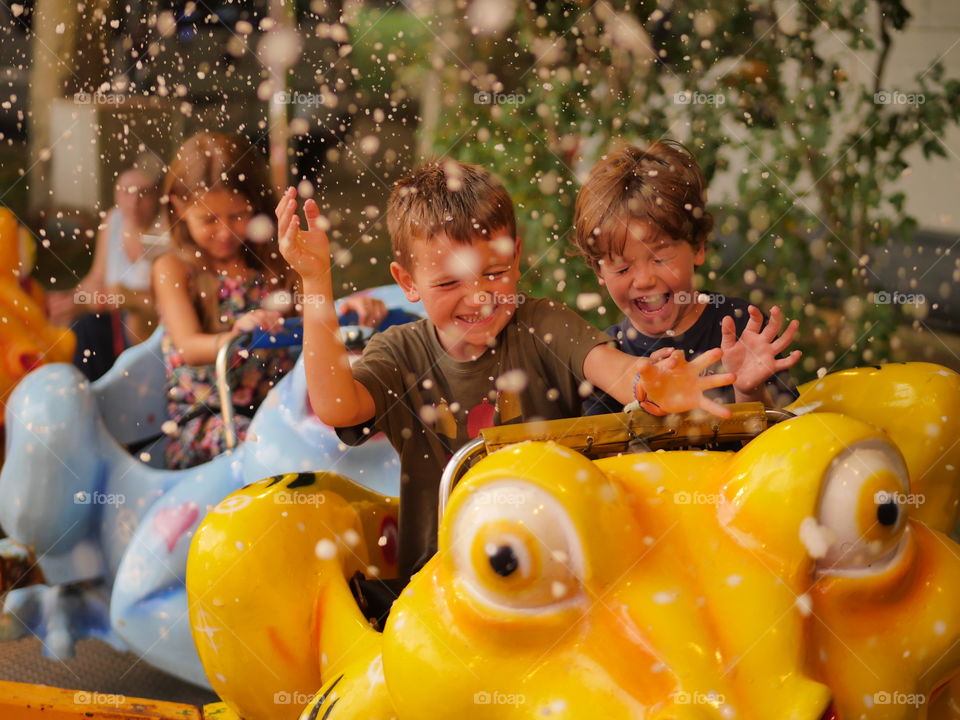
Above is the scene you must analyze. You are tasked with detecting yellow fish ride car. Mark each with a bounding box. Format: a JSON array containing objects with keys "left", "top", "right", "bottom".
[
  {"left": 0, "top": 207, "right": 76, "bottom": 423},
  {"left": 187, "top": 362, "right": 960, "bottom": 720}
]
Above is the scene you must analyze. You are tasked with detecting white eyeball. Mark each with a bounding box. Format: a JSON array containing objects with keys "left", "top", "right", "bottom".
[
  {"left": 450, "top": 479, "right": 585, "bottom": 614},
  {"left": 816, "top": 440, "right": 910, "bottom": 575}
]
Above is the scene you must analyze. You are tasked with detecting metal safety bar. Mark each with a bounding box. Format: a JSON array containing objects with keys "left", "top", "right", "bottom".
[
  {"left": 438, "top": 404, "right": 797, "bottom": 524},
  {"left": 215, "top": 318, "right": 305, "bottom": 450},
  {"left": 214, "top": 318, "right": 379, "bottom": 449}
]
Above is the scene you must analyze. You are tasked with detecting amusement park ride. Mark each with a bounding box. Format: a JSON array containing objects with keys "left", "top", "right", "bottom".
[{"left": 1, "top": 214, "right": 960, "bottom": 719}]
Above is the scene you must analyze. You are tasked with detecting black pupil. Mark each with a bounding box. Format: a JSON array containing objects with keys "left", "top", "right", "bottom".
[
  {"left": 877, "top": 500, "right": 899, "bottom": 527},
  {"left": 488, "top": 545, "right": 519, "bottom": 577}
]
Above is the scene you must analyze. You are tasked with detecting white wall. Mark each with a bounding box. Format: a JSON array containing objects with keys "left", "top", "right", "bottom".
[
  {"left": 869, "top": 0, "right": 960, "bottom": 233},
  {"left": 696, "top": 0, "right": 960, "bottom": 236}
]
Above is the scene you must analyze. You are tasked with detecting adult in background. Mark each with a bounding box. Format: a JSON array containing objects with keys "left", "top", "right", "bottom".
[{"left": 49, "top": 158, "right": 170, "bottom": 380}]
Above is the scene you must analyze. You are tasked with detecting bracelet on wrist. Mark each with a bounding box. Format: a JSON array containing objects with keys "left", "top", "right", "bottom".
[{"left": 632, "top": 372, "right": 647, "bottom": 404}]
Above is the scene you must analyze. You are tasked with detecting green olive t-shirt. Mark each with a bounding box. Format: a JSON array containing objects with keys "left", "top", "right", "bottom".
[{"left": 335, "top": 296, "right": 611, "bottom": 578}]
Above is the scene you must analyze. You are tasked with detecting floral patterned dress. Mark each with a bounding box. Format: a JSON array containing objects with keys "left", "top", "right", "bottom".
[{"left": 162, "top": 274, "right": 297, "bottom": 469}]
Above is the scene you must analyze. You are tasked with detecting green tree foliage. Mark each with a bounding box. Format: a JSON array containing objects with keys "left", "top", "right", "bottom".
[{"left": 405, "top": 0, "right": 960, "bottom": 375}]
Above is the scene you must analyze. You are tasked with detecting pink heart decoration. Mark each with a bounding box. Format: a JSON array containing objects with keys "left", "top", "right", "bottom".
[{"left": 153, "top": 502, "right": 200, "bottom": 553}]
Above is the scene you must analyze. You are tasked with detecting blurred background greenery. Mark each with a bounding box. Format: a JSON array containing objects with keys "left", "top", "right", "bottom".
[{"left": 3, "top": 0, "right": 959, "bottom": 378}]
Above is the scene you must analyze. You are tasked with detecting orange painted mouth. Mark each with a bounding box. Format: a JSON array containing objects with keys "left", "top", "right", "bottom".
[
  {"left": 18, "top": 351, "right": 41, "bottom": 373},
  {"left": 929, "top": 679, "right": 950, "bottom": 704}
]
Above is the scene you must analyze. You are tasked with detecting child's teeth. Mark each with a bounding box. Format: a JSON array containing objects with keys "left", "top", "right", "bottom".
[
  {"left": 636, "top": 294, "right": 668, "bottom": 311},
  {"left": 460, "top": 308, "right": 493, "bottom": 322}
]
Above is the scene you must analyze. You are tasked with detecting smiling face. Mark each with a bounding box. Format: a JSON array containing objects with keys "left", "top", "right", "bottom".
[
  {"left": 175, "top": 189, "right": 254, "bottom": 265},
  {"left": 390, "top": 232, "right": 521, "bottom": 361},
  {"left": 596, "top": 220, "right": 705, "bottom": 338}
]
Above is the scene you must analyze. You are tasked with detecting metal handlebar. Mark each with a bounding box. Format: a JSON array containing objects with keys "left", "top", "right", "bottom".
[
  {"left": 215, "top": 336, "right": 242, "bottom": 451},
  {"left": 437, "top": 404, "right": 796, "bottom": 524},
  {"left": 215, "top": 319, "right": 306, "bottom": 450},
  {"left": 213, "top": 319, "right": 381, "bottom": 449}
]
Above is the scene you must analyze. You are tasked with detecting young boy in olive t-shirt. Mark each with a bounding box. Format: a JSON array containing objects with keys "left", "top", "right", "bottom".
[{"left": 277, "top": 160, "right": 734, "bottom": 580}]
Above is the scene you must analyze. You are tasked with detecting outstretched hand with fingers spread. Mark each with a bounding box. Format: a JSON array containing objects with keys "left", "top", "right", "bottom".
[
  {"left": 634, "top": 348, "right": 735, "bottom": 418},
  {"left": 276, "top": 187, "right": 330, "bottom": 281},
  {"left": 720, "top": 306, "right": 801, "bottom": 393}
]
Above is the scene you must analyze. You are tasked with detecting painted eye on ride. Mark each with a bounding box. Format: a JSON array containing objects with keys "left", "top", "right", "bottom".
[
  {"left": 450, "top": 479, "right": 584, "bottom": 614},
  {"left": 815, "top": 440, "right": 910, "bottom": 574}
]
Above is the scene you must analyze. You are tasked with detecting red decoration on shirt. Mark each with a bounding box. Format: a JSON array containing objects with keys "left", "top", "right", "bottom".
[{"left": 467, "top": 397, "right": 495, "bottom": 438}]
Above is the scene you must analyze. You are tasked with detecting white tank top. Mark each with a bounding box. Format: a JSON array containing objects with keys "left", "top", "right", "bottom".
[{"left": 103, "top": 209, "right": 169, "bottom": 291}]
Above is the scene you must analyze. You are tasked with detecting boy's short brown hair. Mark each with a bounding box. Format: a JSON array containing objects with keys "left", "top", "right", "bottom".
[
  {"left": 387, "top": 160, "right": 517, "bottom": 270},
  {"left": 573, "top": 141, "right": 714, "bottom": 270}
]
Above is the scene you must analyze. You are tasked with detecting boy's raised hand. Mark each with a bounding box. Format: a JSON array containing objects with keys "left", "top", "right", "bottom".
[
  {"left": 720, "top": 306, "right": 801, "bottom": 393},
  {"left": 276, "top": 187, "right": 330, "bottom": 281},
  {"left": 635, "top": 348, "right": 735, "bottom": 418}
]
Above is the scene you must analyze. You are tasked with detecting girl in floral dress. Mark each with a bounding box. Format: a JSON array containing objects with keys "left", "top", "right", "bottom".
[{"left": 152, "top": 132, "right": 297, "bottom": 469}]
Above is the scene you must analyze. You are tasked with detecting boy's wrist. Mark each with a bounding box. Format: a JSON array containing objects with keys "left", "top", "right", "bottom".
[
  {"left": 734, "top": 382, "right": 767, "bottom": 400},
  {"left": 301, "top": 276, "right": 333, "bottom": 298}
]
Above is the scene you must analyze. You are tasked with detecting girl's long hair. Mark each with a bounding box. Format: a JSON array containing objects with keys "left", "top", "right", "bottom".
[{"left": 163, "top": 131, "right": 291, "bottom": 331}]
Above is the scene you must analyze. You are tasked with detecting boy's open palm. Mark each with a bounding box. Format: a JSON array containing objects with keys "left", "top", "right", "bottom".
[
  {"left": 720, "top": 305, "right": 801, "bottom": 392},
  {"left": 636, "top": 348, "right": 734, "bottom": 418},
  {"left": 276, "top": 187, "right": 330, "bottom": 281}
]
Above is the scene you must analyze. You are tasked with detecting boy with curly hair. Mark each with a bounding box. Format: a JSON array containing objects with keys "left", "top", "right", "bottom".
[{"left": 573, "top": 141, "right": 800, "bottom": 416}]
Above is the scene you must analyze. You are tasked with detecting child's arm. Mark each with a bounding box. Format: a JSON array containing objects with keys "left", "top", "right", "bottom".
[
  {"left": 583, "top": 344, "right": 735, "bottom": 417},
  {"left": 720, "top": 305, "right": 801, "bottom": 407},
  {"left": 153, "top": 253, "right": 283, "bottom": 365},
  {"left": 276, "top": 188, "right": 376, "bottom": 428}
]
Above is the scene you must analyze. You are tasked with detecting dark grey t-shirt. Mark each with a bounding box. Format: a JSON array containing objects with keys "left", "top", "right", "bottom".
[
  {"left": 584, "top": 293, "right": 797, "bottom": 415},
  {"left": 336, "top": 296, "right": 610, "bottom": 578}
]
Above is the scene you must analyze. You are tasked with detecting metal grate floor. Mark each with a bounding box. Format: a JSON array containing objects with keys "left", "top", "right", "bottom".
[{"left": 0, "top": 636, "right": 218, "bottom": 706}]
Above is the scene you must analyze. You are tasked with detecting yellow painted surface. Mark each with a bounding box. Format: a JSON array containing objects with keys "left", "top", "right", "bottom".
[
  {"left": 0, "top": 679, "right": 200, "bottom": 719},
  {"left": 186, "top": 471, "right": 398, "bottom": 720},
  {"left": 187, "top": 363, "right": 960, "bottom": 719},
  {"left": 0, "top": 207, "right": 76, "bottom": 424},
  {"left": 201, "top": 703, "right": 240, "bottom": 720}
]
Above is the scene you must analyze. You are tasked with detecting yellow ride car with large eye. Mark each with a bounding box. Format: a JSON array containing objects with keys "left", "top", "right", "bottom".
[{"left": 186, "top": 362, "right": 960, "bottom": 720}]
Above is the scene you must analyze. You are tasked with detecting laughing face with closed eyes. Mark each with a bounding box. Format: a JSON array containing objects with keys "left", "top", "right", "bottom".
[{"left": 390, "top": 231, "right": 522, "bottom": 362}]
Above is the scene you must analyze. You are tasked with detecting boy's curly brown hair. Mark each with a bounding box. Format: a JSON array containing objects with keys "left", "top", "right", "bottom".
[{"left": 573, "top": 141, "right": 714, "bottom": 270}]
